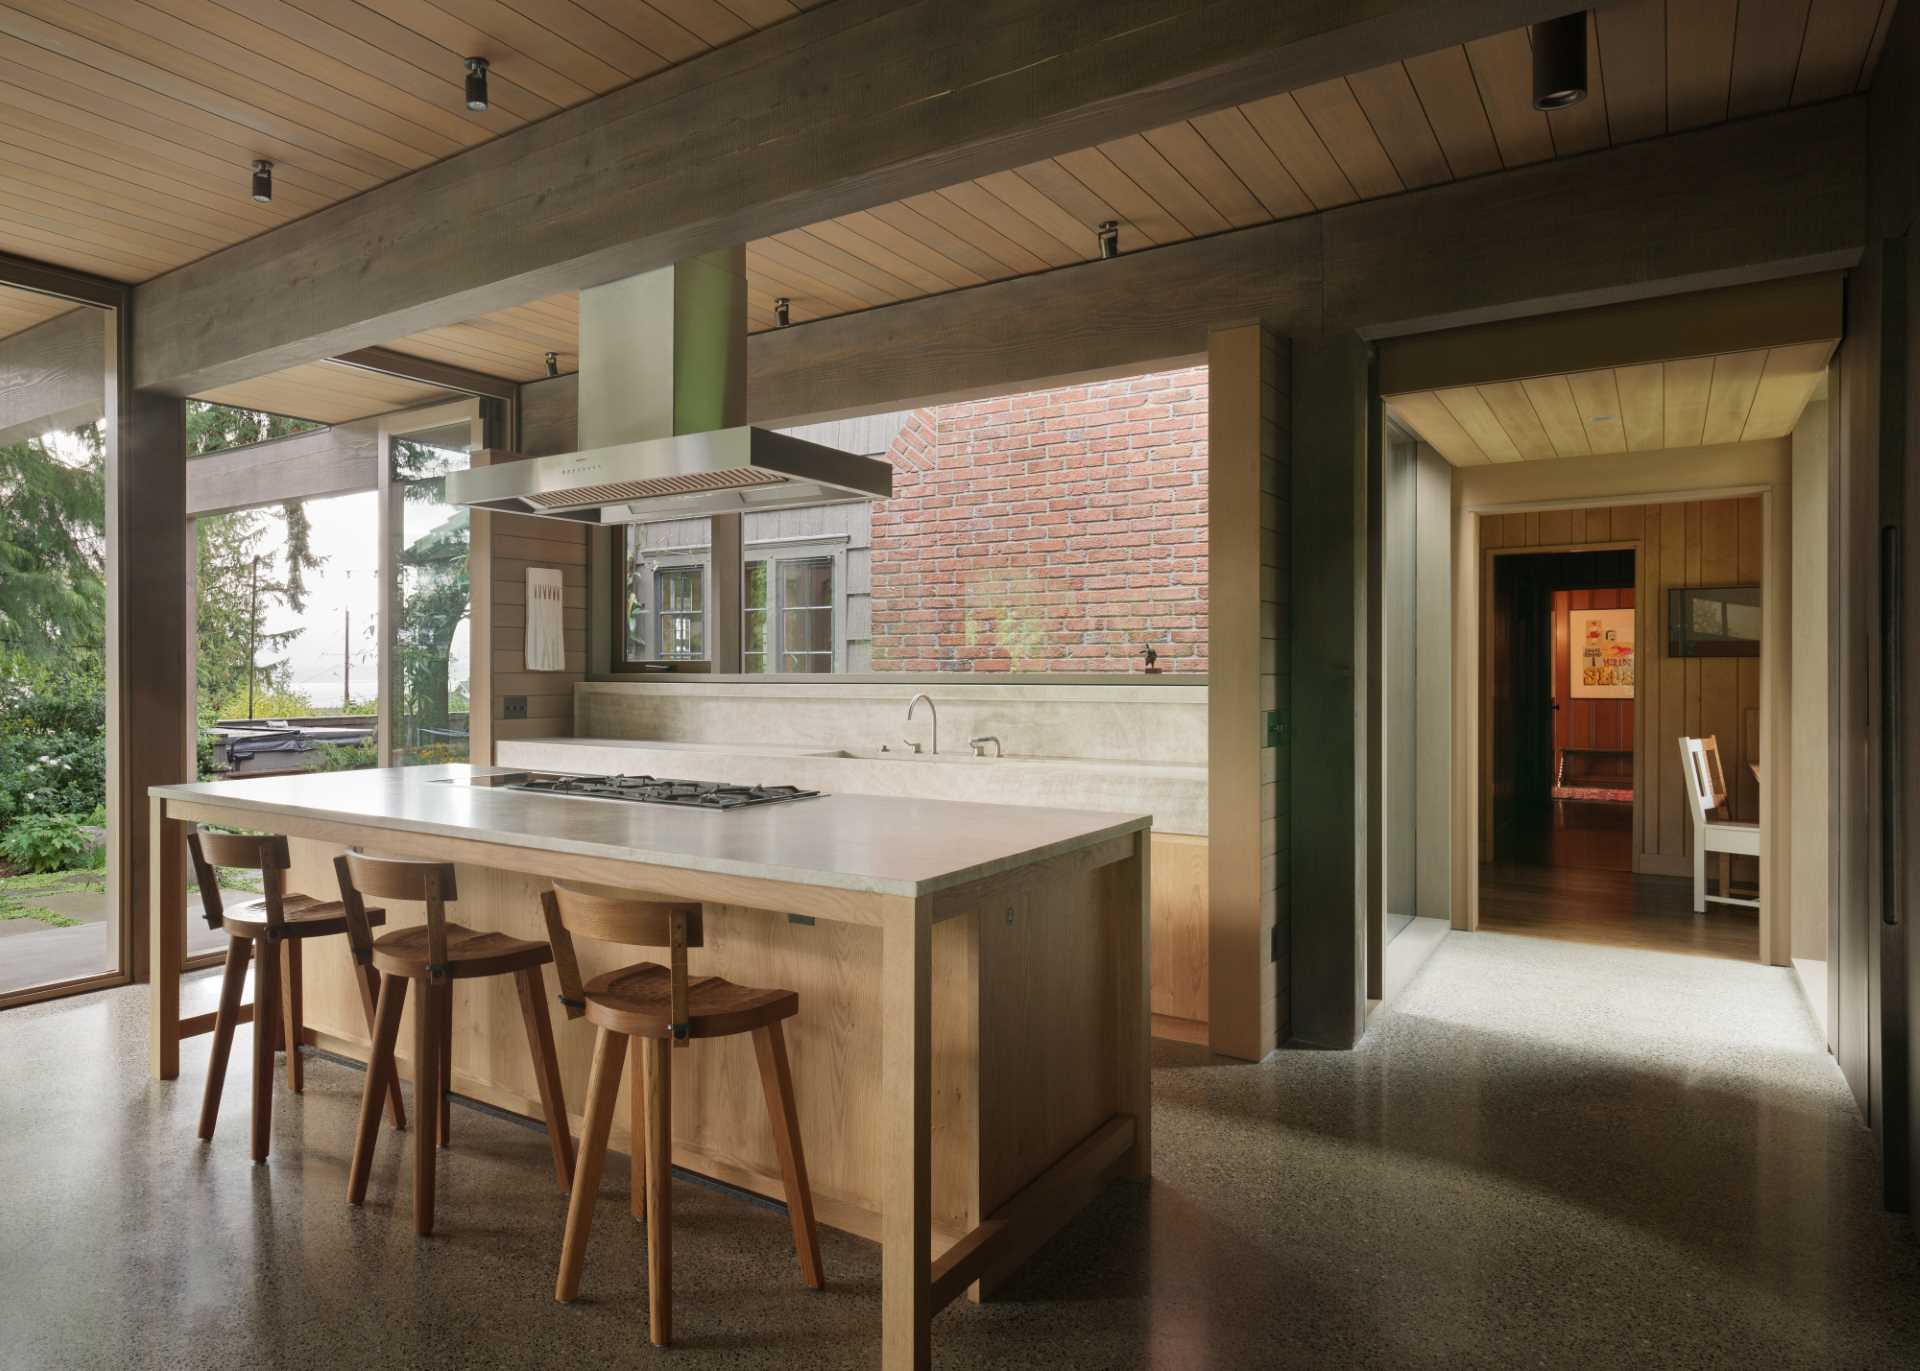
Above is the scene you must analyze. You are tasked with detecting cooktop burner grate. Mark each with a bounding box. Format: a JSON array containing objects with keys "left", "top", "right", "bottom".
[{"left": 506, "top": 774, "right": 822, "bottom": 810}]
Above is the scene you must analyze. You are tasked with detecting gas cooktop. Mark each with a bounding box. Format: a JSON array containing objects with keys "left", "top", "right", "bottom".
[{"left": 503, "top": 773, "right": 822, "bottom": 811}]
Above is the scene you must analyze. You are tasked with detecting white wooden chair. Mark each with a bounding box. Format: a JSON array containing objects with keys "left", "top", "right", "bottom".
[{"left": 1678, "top": 735, "right": 1760, "bottom": 913}]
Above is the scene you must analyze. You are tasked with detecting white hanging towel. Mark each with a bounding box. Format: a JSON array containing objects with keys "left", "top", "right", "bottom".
[{"left": 525, "top": 567, "right": 566, "bottom": 671}]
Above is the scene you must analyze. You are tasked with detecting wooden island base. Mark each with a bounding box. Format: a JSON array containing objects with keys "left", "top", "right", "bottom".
[{"left": 149, "top": 771, "right": 1150, "bottom": 1370}]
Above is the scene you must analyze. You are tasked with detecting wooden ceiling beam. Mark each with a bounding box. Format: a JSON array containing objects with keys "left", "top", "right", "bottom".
[
  {"left": 1377, "top": 273, "right": 1849, "bottom": 396},
  {"left": 0, "top": 303, "right": 105, "bottom": 446},
  {"left": 744, "top": 99, "right": 1867, "bottom": 424},
  {"left": 132, "top": 0, "right": 1575, "bottom": 396}
]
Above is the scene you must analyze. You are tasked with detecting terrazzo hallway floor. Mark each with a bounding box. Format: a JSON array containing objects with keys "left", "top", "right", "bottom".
[{"left": 2, "top": 932, "right": 1916, "bottom": 1370}]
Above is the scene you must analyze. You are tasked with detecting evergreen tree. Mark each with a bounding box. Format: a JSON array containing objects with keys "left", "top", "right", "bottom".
[
  {"left": 187, "top": 402, "right": 324, "bottom": 720},
  {"left": 0, "top": 428, "right": 105, "bottom": 659}
]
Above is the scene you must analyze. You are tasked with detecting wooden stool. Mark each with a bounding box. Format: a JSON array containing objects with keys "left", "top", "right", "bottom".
[
  {"left": 337, "top": 853, "right": 575, "bottom": 1235},
  {"left": 543, "top": 883, "right": 823, "bottom": 1346},
  {"left": 188, "top": 827, "right": 405, "bottom": 1163}
]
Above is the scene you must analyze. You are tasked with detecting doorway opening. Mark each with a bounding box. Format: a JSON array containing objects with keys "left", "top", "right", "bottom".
[
  {"left": 1488, "top": 548, "right": 1636, "bottom": 874},
  {"left": 1474, "top": 502, "right": 1763, "bottom": 963}
]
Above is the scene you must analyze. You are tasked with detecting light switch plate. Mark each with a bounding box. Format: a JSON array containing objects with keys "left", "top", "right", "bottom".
[{"left": 503, "top": 695, "right": 528, "bottom": 720}]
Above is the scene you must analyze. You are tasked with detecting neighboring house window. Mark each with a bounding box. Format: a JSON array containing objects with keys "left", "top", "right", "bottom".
[
  {"left": 745, "top": 551, "right": 836, "bottom": 673},
  {"left": 623, "top": 519, "right": 713, "bottom": 665},
  {"left": 654, "top": 564, "right": 706, "bottom": 660}
]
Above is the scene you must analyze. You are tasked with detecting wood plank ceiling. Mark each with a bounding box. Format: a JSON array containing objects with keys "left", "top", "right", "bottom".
[
  {"left": 380, "top": 0, "right": 1897, "bottom": 386},
  {"left": 1386, "top": 339, "right": 1839, "bottom": 464},
  {"left": 0, "top": 0, "right": 1894, "bottom": 420},
  {"left": 0, "top": 280, "right": 78, "bottom": 335}
]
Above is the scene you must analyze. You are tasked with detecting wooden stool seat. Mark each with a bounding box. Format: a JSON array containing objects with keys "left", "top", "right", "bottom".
[
  {"left": 221, "top": 894, "right": 386, "bottom": 941},
  {"left": 584, "top": 962, "right": 798, "bottom": 1039},
  {"left": 370, "top": 922, "right": 552, "bottom": 980},
  {"left": 341, "top": 852, "right": 574, "bottom": 1235}
]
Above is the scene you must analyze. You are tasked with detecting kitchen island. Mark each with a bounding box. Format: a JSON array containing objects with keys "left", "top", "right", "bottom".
[{"left": 147, "top": 765, "right": 1150, "bottom": 1371}]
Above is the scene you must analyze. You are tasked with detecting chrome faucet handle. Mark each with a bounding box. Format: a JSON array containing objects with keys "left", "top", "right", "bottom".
[
  {"left": 901, "top": 738, "right": 923, "bottom": 755},
  {"left": 968, "top": 735, "right": 1003, "bottom": 757}
]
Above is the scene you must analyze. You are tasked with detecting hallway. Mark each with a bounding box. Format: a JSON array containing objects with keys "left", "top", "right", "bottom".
[{"left": 2, "top": 933, "right": 1913, "bottom": 1369}]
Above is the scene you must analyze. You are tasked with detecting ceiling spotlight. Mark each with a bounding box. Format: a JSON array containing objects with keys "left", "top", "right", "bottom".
[
  {"left": 1532, "top": 12, "right": 1588, "bottom": 110},
  {"left": 544, "top": 351, "right": 559, "bottom": 378},
  {"left": 774, "top": 297, "right": 791, "bottom": 328},
  {"left": 251, "top": 159, "right": 273, "bottom": 204},
  {"left": 465, "top": 56, "right": 490, "bottom": 112},
  {"left": 1098, "top": 220, "right": 1119, "bottom": 259}
]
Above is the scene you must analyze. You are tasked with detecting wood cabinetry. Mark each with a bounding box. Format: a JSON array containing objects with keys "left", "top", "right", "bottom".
[{"left": 1149, "top": 833, "right": 1209, "bottom": 1037}]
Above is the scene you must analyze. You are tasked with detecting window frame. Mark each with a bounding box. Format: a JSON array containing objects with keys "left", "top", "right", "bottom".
[{"left": 743, "top": 537, "right": 845, "bottom": 675}]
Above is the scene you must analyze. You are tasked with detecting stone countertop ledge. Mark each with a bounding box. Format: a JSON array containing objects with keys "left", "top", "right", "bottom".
[
  {"left": 499, "top": 736, "right": 1208, "bottom": 837},
  {"left": 151, "top": 765, "right": 1150, "bottom": 899}
]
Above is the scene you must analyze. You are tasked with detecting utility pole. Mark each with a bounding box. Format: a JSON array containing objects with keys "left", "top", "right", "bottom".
[
  {"left": 246, "top": 555, "right": 261, "bottom": 720},
  {"left": 342, "top": 607, "right": 351, "bottom": 711}
]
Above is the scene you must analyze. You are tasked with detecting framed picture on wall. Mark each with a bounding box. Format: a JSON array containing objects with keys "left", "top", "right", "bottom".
[{"left": 1572, "top": 607, "right": 1635, "bottom": 699}]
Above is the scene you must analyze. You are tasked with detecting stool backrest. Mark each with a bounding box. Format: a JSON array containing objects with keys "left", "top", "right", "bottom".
[
  {"left": 185, "top": 826, "right": 290, "bottom": 930},
  {"left": 336, "top": 852, "right": 458, "bottom": 981},
  {"left": 541, "top": 883, "right": 703, "bottom": 1046}
]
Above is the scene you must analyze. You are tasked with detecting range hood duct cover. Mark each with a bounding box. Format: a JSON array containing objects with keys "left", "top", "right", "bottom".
[{"left": 444, "top": 248, "right": 891, "bottom": 521}]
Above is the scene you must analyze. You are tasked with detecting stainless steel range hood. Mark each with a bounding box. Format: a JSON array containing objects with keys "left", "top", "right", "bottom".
[{"left": 445, "top": 249, "right": 891, "bottom": 523}]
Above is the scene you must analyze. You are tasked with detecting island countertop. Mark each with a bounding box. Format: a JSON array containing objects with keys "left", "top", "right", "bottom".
[{"left": 150, "top": 764, "right": 1150, "bottom": 898}]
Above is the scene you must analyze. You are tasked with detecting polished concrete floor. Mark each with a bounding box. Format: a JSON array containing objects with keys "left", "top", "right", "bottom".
[{"left": 2, "top": 932, "right": 1916, "bottom": 1369}]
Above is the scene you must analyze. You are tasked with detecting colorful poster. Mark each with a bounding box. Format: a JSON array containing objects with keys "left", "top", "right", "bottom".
[{"left": 1573, "top": 607, "right": 1635, "bottom": 699}]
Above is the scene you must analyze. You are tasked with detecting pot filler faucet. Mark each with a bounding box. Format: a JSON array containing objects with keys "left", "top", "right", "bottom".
[{"left": 905, "top": 693, "right": 937, "bottom": 755}]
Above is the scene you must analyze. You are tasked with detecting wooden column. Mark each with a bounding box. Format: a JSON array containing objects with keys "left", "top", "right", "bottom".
[
  {"left": 1206, "top": 325, "right": 1286, "bottom": 1060},
  {"left": 1288, "top": 336, "right": 1371, "bottom": 1049},
  {"left": 114, "top": 385, "right": 188, "bottom": 981}
]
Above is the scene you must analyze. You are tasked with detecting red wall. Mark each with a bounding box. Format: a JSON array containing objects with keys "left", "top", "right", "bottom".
[
  {"left": 1552, "top": 588, "right": 1635, "bottom": 752},
  {"left": 869, "top": 366, "right": 1208, "bottom": 673}
]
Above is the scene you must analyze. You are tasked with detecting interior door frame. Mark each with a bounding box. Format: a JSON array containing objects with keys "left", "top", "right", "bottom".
[{"left": 1453, "top": 473, "right": 1791, "bottom": 969}]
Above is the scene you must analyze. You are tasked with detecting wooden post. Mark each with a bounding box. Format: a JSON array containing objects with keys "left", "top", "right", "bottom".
[
  {"left": 1207, "top": 324, "right": 1286, "bottom": 1060},
  {"left": 880, "top": 899, "right": 932, "bottom": 1371},
  {"left": 1288, "top": 335, "right": 1372, "bottom": 1049},
  {"left": 115, "top": 374, "right": 188, "bottom": 1073},
  {"left": 147, "top": 797, "right": 184, "bottom": 1079}
]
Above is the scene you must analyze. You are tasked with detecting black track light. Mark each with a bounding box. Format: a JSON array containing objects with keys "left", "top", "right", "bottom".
[
  {"left": 544, "top": 351, "right": 559, "bottom": 378},
  {"left": 1098, "top": 220, "right": 1119, "bottom": 259},
  {"left": 465, "top": 57, "right": 490, "bottom": 112},
  {"left": 774, "top": 297, "right": 791, "bottom": 328},
  {"left": 1531, "top": 12, "right": 1588, "bottom": 111},
  {"left": 251, "top": 159, "right": 273, "bottom": 204}
]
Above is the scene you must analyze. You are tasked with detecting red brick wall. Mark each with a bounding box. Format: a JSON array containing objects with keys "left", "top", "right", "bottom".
[{"left": 869, "top": 366, "right": 1208, "bottom": 673}]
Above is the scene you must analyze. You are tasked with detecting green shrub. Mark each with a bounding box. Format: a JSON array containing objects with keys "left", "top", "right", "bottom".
[
  {"left": 0, "top": 812, "right": 98, "bottom": 874},
  {"left": 0, "top": 731, "right": 107, "bottom": 824},
  {"left": 310, "top": 740, "right": 378, "bottom": 772}
]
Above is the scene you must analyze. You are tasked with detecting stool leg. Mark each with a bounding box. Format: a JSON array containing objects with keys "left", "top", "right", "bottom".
[
  {"left": 556, "top": 1026, "right": 626, "bottom": 1303},
  {"left": 630, "top": 1036, "right": 647, "bottom": 1220},
  {"left": 1693, "top": 842, "right": 1707, "bottom": 913},
  {"left": 753, "top": 1021, "right": 824, "bottom": 1289},
  {"left": 197, "top": 935, "right": 252, "bottom": 1141},
  {"left": 250, "top": 935, "right": 281, "bottom": 1164},
  {"left": 435, "top": 979, "right": 453, "bottom": 1149},
  {"left": 643, "top": 1037, "right": 673, "bottom": 1347},
  {"left": 515, "top": 967, "right": 575, "bottom": 1189},
  {"left": 281, "top": 937, "right": 304, "bottom": 1093},
  {"left": 351, "top": 956, "right": 407, "bottom": 1131},
  {"left": 414, "top": 978, "right": 440, "bottom": 1234},
  {"left": 349, "top": 973, "right": 407, "bottom": 1206}
]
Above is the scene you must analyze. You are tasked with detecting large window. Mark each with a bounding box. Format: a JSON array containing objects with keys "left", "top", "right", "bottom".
[
  {"left": 385, "top": 411, "right": 475, "bottom": 765},
  {"left": 612, "top": 367, "right": 1208, "bottom": 677}
]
